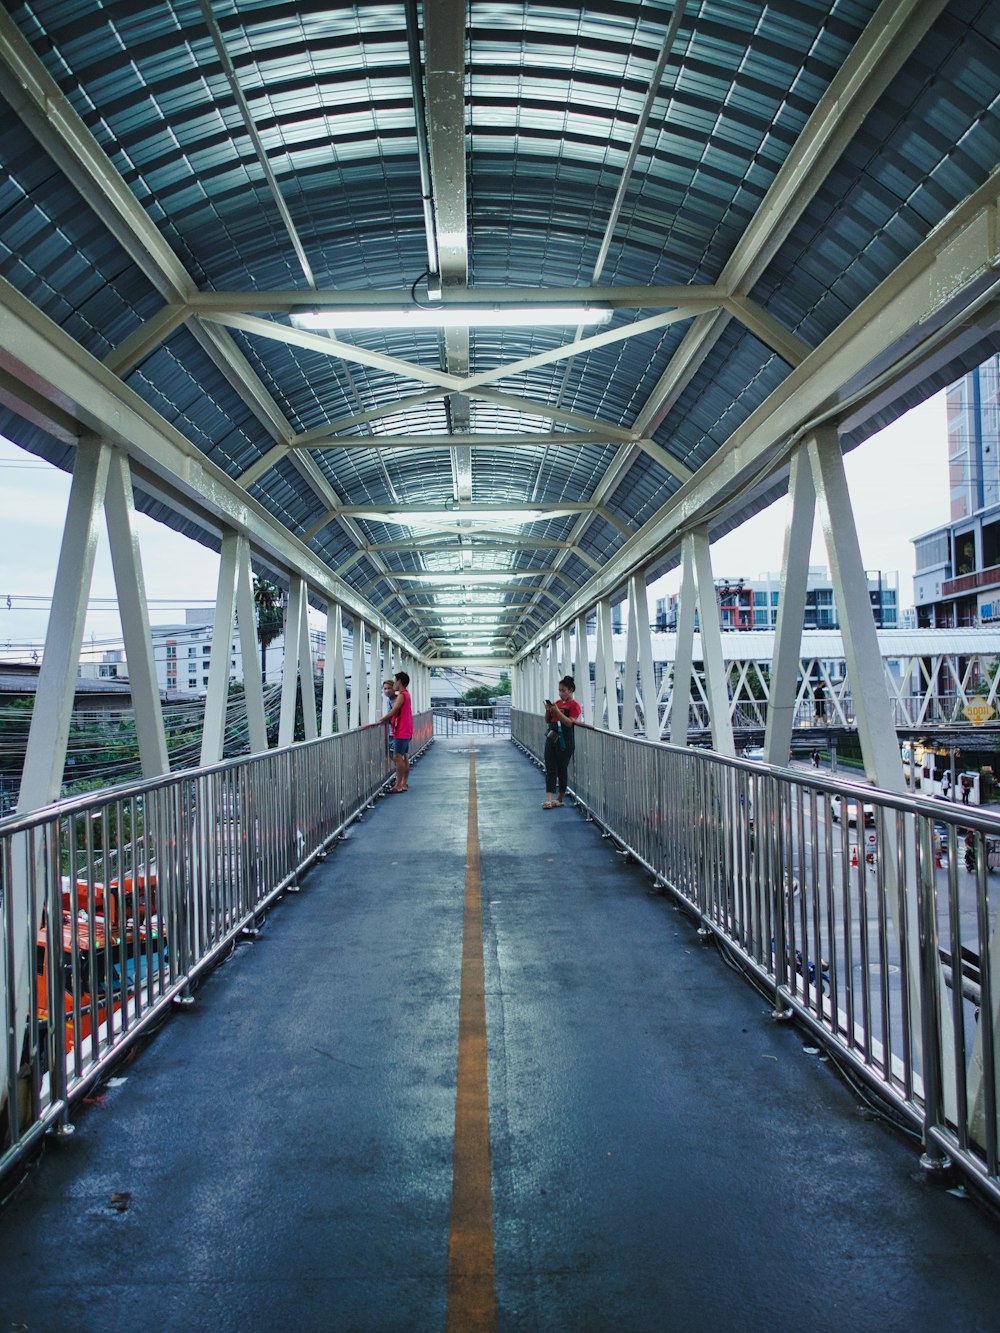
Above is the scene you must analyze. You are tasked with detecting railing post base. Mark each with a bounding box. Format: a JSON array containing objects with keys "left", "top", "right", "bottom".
[
  {"left": 919, "top": 1149, "right": 953, "bottom": 1174},
  {"left": 285, "top": 882, "right": 302, "bottom": 894},
  {"left": 48, "top": 1120, "right": 75, "bottom": 1142},
  {"left": 696, "top": 925, "right": 712, "bottom": 942}
]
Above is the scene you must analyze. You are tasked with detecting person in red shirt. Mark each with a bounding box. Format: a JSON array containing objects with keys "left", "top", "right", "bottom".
[
  {"left": 542, "top": 675, "right": 582, "bottom": 808},
  {"left": 382, "top": 670, "right": 413, "bottom": 792}
]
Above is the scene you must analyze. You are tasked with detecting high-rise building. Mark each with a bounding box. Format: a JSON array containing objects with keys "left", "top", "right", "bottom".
[
  {"left": 948, "top": 355, "right": 1000, "bottom": 520},
  {"left": 914, "top": 354, "right": 1000, "bottom": 627}
]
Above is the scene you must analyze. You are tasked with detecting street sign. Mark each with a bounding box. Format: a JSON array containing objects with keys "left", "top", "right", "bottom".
[{"left": 964, "top": 700, "right": 995, "bottom": 726}]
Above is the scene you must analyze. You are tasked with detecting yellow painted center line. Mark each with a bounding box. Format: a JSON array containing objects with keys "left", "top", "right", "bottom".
[{"left": 446, "top": 742, "right": 497, "bottom": 1332}]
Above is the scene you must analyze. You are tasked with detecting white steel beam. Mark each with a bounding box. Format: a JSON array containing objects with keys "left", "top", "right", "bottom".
[
  {"left": 574, "top": 612, "right": 591, "bottom": 723},
  {"left": 623, "top": 587, "right": 641, "bottom": 736},
  {"left": 324, "top": 605, "right": 348, "bottom": 735},
  {"left": 188, "top": 284, "right": 723, "bottom": 315},
  {"left": 670, "top": 537, "right": 698, "bottom": 748},
  {"left": 233, "top": 536, "right": 269, "bottom": 754},
  {"left": 632, "top": 574, "right": 659, "bottom": 740},
  {"left": 200, "top": 532, "right": 241, "bottom": 767},
  {"left": 103, "top": 450, "right": 169, "bottom": 777},
  {"left": 18, "top": 438, "right": 110, "bottom": 811},
  {"left": 296, "top": 583, "right": 318, "bottom": 742},
  {"left": 559, "top": 627, "right": 572, "bottom": 683},
  {"left": 764, "top": 447, "right": 815, "bottom": 765},
  {"left": 349, "top": 615, "right": 365, "bottom": 730},
  {"left": 595, "top": 600, "right": 619, "bottom": 732},
  {"left": 691, "top": 530, "right": 735, "bottom": 758},
  {"left": 279, "top": 576, "right": 312, "bottom": 747},
  {"left": 368, "top": 630, "right": 382, "bottom": 725},
  {"left": 808, "top": 426, "right": 904, "bottom": 788}
]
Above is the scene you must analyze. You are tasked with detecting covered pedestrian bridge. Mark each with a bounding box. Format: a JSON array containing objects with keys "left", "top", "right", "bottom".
[{"left": 2, "top": 1, "right": 1000, "bottom": 1325}]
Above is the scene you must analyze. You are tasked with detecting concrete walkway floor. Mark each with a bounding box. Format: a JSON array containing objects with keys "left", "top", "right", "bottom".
[{"left": 1, "top": 736, "right": 1000, "bottom": 1331}]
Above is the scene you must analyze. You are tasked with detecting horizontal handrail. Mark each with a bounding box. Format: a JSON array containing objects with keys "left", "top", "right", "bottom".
[
  {"left": 512, "top": 708, "right": 1000, "bottom": 1205},
  {"left": 0, "top": 713, "right": 432, "bottom": 1182}
]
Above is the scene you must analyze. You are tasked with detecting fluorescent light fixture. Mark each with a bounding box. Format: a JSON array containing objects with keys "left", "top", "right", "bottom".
[
  {"left": 292, "top": 306, "right": 611, "bottom": 331},
  {"left": 365, "top": 508, "right": 566, "bottom": 526},
  {"left": 395, "top": 571, "right": 540, "bottom": 585}
]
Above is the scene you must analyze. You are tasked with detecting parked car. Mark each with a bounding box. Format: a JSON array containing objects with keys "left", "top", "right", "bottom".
[{"left": 830, "top": 793, "right": 875, "bottom": 826}]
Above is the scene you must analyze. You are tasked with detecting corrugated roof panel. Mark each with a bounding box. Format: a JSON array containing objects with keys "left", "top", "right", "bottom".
[
  {"left": 125, "top": 331, "right": 269, "bottom": 474},
  {"left": 663, "top": 327, "right": 790, "bottom": 473}
]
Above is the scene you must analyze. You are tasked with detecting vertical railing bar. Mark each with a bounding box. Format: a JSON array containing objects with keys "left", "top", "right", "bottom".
[
  {"left": 945, "top": 814, "right": 969, "bottom": 1148},
  {"left": 974, "top": 863, "right": 997, "bottom": 1173}
]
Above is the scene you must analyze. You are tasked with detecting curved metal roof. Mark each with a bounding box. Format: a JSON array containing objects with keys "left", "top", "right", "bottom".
[{"left": 0, "top": 0, "right": 997, "bottom": 659}]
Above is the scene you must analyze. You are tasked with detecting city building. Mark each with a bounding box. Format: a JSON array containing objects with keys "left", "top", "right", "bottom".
[
  {"left": 654, "top": 567, "right": 898, "bottom": 633},
  {"left": 913, "top": 353, "right": 1000, "bottom": 628}
]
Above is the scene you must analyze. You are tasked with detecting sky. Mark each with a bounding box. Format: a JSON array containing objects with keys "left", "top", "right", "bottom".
[{"left": 0, "top": 389, "right": 949, "bottom": 661}]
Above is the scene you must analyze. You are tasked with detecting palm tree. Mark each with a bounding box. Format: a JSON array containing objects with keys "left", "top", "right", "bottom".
[{"left": 252, "top": 576, "right": 284, "bottom": 685}]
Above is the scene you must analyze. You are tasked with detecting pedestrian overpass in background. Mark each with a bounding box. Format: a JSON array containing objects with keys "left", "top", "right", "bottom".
[{"left": 2, "top": 2, "right": 1000, "bottom": 1320}]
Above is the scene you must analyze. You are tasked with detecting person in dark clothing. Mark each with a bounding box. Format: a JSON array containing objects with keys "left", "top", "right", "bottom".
[
  {"left": 813, "top": 678, "right": 827, "bottom": 721},
  {"left": 542, "top": 676, "right": 582, "bottom": 808}
]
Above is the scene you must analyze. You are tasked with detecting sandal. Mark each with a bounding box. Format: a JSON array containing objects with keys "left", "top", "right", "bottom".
[{"left": 541, "top": 799, "right": 558, "bottom": 809}]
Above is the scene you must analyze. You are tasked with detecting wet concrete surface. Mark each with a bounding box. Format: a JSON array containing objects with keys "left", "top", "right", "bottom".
[{"left": 1, "top": 736, "right": 1000, "bottom": 1331}]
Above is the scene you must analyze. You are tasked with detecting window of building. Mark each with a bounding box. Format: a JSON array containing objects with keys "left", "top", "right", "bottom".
[{"left": 956, "top": 531, "right": 976, "bottom": 575}]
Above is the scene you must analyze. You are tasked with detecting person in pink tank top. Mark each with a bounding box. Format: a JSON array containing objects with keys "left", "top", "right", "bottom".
[{"left": 382, "top": 670, "right": 413, "bottom": 792}]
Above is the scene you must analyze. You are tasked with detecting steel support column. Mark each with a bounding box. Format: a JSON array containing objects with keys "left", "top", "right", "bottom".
[
  {"left": 765, "top": 446, "right": 815, "bottom": 764},
  {"left": 574, "top": 611, "right": 591, "bottom": 722},
  {"left": 279, "top": 575, "right": 315, "bottom": 747},
  {"left": 670, "top": 535, "right": 698, "bottom": 748},
  {"left": 632, "top": 573, "right": 659, "bottom": 740},
  {"left": 595, "top": 599, "right": 619, "bottom": 732},
  {"left": 19, "top": 438, "right": 110, "bottom": 810},
  {"left": 103, "top": 449, "right": 169, "bottom": 776},
  {"left": 692, "top": 529, "right": 735, "bottom": 757},
  {"left": 326, "top": 604, "right": 349, "bottom": 734},
  {"left": 234, "top": 538, "right": 269, "bottom": 754},
  {"left": 349, "top": 615, "right": 364, "bottom": 729},
  {"left": 368, "top": 629, "right": 382, "bottom": 724},
  {"left": 200, "top": 532, "right": 240, "bottom": 766}
]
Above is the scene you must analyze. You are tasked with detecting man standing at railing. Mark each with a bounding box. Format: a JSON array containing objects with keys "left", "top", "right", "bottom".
[
  {"left": 542, "top": 676, "right": 582, "bottom": 809},
  {"left": 383, "top": 671, "right": 413, "bottom": 793}
]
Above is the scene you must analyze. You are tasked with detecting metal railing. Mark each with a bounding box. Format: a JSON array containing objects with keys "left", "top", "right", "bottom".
[
  {"left": 513, "top": 708, "right": 1000, "bottom": 1204},
  {"left": 0, "top": 712, "right": 432, "bottom": 1181},
  {"left": 432, "top": 705, "right": 511, "bottom": 737}
]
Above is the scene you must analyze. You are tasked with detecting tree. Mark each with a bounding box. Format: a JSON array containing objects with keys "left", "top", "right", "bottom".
[
  {"left": 494, "top": 673, "right": 512, "bottom": 696},
  {"left": 461, "top": 684, "right": 494, "bottom": 706},
  {"left": 253, "top": 576, "right": 284, "bottom": 685}
]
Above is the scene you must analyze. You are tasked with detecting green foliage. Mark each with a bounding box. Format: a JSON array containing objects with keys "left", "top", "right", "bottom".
[
  {"left": 461, "top": 684, "right": 495, "bottom": 705},
  {"left": 494, "top": 673, "right": 512, "bottom": 696},
  {"left": 253, "top": 576, "right": 284, "bottom": 646},
  {"left": 728, "top": 663, "right": 770, "bottom": 701}
]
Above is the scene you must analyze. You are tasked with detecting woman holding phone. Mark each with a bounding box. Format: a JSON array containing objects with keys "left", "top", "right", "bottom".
[{"left": 542, "top": 675, "right": 582, "bottom": 809}]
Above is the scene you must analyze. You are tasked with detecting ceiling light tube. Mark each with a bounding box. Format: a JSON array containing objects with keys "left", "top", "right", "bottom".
[{"left": 291, "top": 306, "right": 612, "bottom": 331}]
